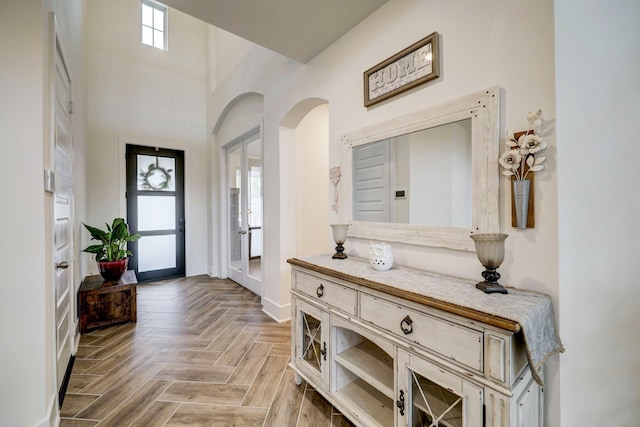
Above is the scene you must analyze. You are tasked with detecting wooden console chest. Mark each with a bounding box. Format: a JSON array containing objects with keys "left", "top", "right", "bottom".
[
  {"left": 288, "top": 255, "right": 559, "bottom": 427},
  {"left": 78, "top": 270, "right": 137, "bottom": 334}
]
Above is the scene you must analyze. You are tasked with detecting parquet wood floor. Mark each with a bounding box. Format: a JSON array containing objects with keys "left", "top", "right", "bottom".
[{"left": 60, "top": 275, "right": 355, "bottom": 427}]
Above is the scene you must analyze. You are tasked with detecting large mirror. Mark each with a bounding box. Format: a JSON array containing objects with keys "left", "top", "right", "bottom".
[
  {"left": 341, "top": 86, "right": 500, "bottom": 251},
  {"left": 352, "top": 119, "right": 472, "bottom": 227}
]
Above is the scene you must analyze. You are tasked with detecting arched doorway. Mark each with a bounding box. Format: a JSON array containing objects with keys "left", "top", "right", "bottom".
[{"left": 213, "top": 93, "right": 264, "bottom": 295}]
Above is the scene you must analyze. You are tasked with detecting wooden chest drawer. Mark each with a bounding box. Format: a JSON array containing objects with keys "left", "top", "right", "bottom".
[
  {"left": 294, "top": 271, "right": 357, "bottom": 315},
  {"left": 360, "top": 292, "right": 483, "bottom": 371}
]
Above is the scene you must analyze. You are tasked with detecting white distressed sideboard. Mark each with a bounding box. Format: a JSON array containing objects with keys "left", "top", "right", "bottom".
[{"left": 288, "top": 255, "right": 558, "bottom": 427}]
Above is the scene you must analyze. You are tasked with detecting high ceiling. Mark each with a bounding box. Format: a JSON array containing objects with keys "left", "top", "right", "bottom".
[{"left": 161, "top": 0, "right": 389, "bottom": 63}]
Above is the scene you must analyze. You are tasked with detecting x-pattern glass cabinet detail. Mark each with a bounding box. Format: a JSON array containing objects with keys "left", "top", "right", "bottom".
[
  {"left": 302, "top": 313, "right": 322, "bottom": 370},
  {"left": 293, "top": 299, "right": 329, "bottom": 388},
  {"left": 397, "top": 351, "right": 483, "bottom": 427}
]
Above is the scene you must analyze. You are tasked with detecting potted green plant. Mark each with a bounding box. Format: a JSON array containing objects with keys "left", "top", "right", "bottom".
[{"left": 82, "top": 218, "right": 141, "bottom": 282}]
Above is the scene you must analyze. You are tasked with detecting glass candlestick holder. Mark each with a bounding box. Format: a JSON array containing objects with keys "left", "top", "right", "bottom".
[
  {"left": 330, "top": 224, "right": 350, "bottom": 259},
  {"left": 470, "top": 233, "right": 509, "bottom": 294}
]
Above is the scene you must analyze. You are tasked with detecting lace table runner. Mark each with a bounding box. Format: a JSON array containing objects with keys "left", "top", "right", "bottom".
[{"left": 297, "top": 254, "right": 564, "bottom": 386}]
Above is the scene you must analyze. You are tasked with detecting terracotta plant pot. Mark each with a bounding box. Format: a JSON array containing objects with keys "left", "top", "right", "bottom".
[{"left": 97, "top": 258, "right": 128, "bottom": 283}]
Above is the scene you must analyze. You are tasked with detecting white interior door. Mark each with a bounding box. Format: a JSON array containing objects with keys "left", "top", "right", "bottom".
[
  {"left": 353, "top": 139, "right": 391, "bottom": 222},
  {"left": 53, "top": 37, "right": 74, "bottom": 394},
  {"left": 226, "top": 131, "right": 262, "bottom": 295}
]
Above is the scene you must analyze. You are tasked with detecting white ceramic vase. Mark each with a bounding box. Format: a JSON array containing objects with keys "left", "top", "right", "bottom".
[{"left": 369, "top": 242, "right": 394, "bottom": 271}]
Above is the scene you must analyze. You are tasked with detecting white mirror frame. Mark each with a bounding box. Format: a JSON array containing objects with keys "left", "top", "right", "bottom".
[{"left": 341, "top": 86, "right": 500, "bottom": 252}]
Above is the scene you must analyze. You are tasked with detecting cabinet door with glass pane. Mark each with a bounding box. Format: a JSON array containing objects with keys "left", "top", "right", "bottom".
[
  {"left": 293, "top": 299, "right": 330, "bottom": 390},
  {"left": 397, "top": 350, "right": 483, "bottom": 427}
]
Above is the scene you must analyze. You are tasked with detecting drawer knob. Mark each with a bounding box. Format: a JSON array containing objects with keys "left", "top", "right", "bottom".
[
  {"left": 316, "top": 284, "right": 324, "bottom": 297},
  {"left": 400, "top": 315, "right": 413, "bottom": 335}
]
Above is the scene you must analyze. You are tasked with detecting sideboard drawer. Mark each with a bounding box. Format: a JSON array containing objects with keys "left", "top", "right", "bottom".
[
  {"left": 295, "top": 272, "right": 357, "bottom": 315},
  {"left": 360, "top": 292, "right": 483, "bottom": 371}
]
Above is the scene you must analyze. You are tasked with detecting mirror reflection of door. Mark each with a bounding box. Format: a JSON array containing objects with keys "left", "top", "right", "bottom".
[
  {"left": 353, "top": 139, "right": 391, "bottom": 222},
  {"left": 126, "top": 145, "right": 185, "bottom": 282},
  {"left": 226, "top": 130, "right": 262, "bottom": 295}
]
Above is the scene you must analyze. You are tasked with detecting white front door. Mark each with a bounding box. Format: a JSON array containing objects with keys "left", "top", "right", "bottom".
[
  {"left": 53, "top": 37, "right": 74, "bottom": 394},
  {"left": 226, "top": 131, "right": 262, "bottom": 295}
]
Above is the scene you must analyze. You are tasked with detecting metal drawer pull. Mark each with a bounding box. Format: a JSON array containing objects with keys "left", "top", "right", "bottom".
[
  {"left": 400, "top": 315, "right": 413, "bottom": 335},
  {"left": 316, "top": 284, "right": 324, "bottom": 297},
  {"left": 56, "top": 261, "right": 69, "bottom": 269},
  {"left": 397, "top": 389, "right": 405, "bottom": 415}
]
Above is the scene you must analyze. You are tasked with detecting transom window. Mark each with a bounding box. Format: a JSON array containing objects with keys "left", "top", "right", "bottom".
[{"left": 142, "top": 0, "right": 167, "bottom": 50}]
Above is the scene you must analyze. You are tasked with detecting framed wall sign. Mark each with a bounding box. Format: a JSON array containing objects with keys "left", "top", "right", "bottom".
[{"left": 364, "top": 32, "right": 440, "bottom": 107}]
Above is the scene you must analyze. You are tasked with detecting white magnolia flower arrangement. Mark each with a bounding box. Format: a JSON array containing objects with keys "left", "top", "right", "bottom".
[{"left": 499, "top": 109, "right": 547, "bottom": 181}]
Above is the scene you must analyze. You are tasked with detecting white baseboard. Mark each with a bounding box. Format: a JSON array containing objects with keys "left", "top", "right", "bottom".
[
  {"left": 71, "top": 321, "right": 80, "bottom": 354},
  {"left": 261, "top": 296, "right": 291, "bottom": 323},
  {"left": 207, "top": 264, "right": 219, "bottom": 277},
  {"left": 43, "top": 392, "right": 58, "bottom": 427}
]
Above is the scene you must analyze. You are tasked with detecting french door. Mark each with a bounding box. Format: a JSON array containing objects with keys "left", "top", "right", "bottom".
[
  {"left": 126, "top": 145, "right": 185, "bottom": 282},
  {"left": 226, "top": 130, "right": 262, "bottom": 295}
]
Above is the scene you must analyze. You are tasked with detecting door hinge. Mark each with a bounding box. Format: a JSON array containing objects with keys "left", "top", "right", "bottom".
[
  {"left": 69, "top": 101, "right": 74, "bottom": 114},
  {"left": 44, "top": 169, "right": 55, "bottom": 193}
]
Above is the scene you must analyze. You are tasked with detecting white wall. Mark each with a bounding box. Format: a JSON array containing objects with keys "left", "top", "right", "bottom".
[
  {"left": 556, "top": 0, "right": 640, "bottom": 424},
  {"left": 0, "top": 3, "right": 49, "bottom": 424},
  {"left": 295, "top": 103, "right": 331, "bottom": 256},
  {"left": 407, "top": 121, "right": 471, "bottom": 227},
  {"left": 208, "top": 27, "right": 254, "bottom": 90},
  {"left": 207, "top": 0, "right": 562, "bottom": 422},
  {"left": 0, "top": 1, "right": 87, "bottom": 425},
  {"left": 85, "top": 0, "right": 209, "bottom": 276}
]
